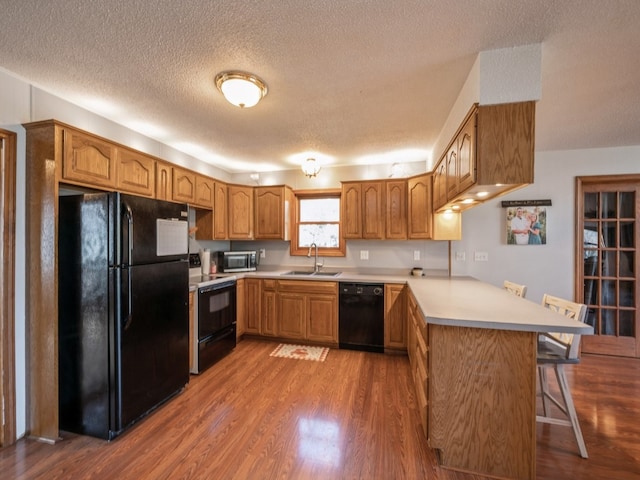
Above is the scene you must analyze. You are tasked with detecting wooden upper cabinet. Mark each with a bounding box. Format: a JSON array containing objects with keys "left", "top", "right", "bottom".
[
  {"left": 475, "top": 101, "right": 534, "bottom": 185},
  {"left": 362, "top": 182, "right": 385, "bottom": 239},
  {"left": 341, "top": 182, "right": 362, "bottom": 238},
  {"left": 432, "top": 161, "right": 447, "bottom": 212},
  {"left": 156, "top": 162, "right": 173, "bottom": 201},
  {"left": 61, "top": 128, "right": 117, "bottom": 189},
  {"left": 194, "top": 174, "right": 213, "bottom": 209},
  {"left": 341, "top": 181, "right": 384, "bottom": 239},
  {"left": 434, "top": 101, "right": 535, "bottom": 213},
  {"left": 457, "top": 116, "right": 476, "bottom": 192},
  {"left": 385, "top": 180, "right": 407, "bottom": 240},
  {"left": 407, "top": 174, "right": 433, "bottom": 239},
  {"left": 445, "top": 146, "right": 458, "bottom": 200},
  {"left": 117, "top": 147, "right": 155, "bottom": 197},
  {"left": 228, "top": 184, "right": 254, "bottom": 239},
  {"left": 254, "top": 185, "right": 292, "bottom": 240},
  {"left": 213, "top": 181, "right": 228, "bottom": 239},
  {"left": 172, "top": 167, "right": 196, "bottom": 204}
]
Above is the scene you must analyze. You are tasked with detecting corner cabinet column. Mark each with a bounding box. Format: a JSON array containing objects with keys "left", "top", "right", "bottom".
[{"left": 24, "top": 121, "right": 61, "bottom": 442}]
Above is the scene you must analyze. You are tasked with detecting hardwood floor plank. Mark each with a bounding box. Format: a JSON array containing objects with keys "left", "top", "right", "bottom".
[{"left": 1, "top": 339, "right": 639, "bottom": 479}]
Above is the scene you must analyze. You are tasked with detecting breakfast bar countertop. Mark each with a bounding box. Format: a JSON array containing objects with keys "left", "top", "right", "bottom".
[{"left": 407, "top": 276, "right": 594, "bottom": 335}]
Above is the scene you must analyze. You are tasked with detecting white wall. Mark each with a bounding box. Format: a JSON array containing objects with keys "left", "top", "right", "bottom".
[{"left": 451, "top": 146, "right": 640, "bottom": 303}]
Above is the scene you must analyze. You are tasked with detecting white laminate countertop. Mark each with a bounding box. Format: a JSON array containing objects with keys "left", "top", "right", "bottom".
[
  {"left": 407, "top": 276, "right": 594, "bottom": 335},
  {"left": 202, "top": 268, "right": 592, "bottom": 335}
]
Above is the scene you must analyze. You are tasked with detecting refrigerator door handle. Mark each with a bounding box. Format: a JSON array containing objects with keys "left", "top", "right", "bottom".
[
  {"left": 123, "top": 202, "right": 134, "bottom": 265},
  {"left": 122, "top": 267, "right": 133, "bottom": 330}
]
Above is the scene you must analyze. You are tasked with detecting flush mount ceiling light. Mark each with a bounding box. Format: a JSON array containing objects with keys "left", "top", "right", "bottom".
[
  {"left": 215, "top": 71, "right": 267, "bottom": 108},
  {"left": 301, "top": 158, "right": 321, "bottom": 178}
]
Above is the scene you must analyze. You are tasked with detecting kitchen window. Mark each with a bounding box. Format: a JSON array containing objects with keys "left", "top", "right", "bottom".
[{"left": 291, "top": 190, "right": 345, "bottom": 256}]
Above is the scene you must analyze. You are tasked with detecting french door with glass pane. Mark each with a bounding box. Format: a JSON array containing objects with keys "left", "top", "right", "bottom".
[{"left": 576, "top": 176, "right": 640, "bottom": 358}]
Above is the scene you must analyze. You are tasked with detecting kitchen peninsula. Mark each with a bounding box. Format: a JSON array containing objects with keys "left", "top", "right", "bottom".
[{"left": 407, "top": 276, "right": 593, "bottom": 480}]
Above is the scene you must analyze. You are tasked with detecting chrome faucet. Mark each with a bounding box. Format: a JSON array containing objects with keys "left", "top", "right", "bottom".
[{"left": 307, "top": 242, "right": 323, "bottom": 273}]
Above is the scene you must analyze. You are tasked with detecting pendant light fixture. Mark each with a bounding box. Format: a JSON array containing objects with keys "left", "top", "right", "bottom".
[
  {"left": 301, "top": 158, "right": 321, "bottom": 178},
  {"left": 215, "top": 71, "right": 268, "bottom": 108}
]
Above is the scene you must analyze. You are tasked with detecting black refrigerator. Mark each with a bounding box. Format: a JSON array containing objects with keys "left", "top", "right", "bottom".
[{"left": 58, "top": 192, "right": 190, "bottom": 440}]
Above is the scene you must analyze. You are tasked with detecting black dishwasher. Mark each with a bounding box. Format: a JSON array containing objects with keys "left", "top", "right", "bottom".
[{"left": 339, "top": 283, "right": 385, "bottom": 353}]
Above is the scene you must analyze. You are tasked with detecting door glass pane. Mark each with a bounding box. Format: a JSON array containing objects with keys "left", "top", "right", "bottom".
[
  {"left": 601, "top": 280, "right": 616, "bottom": 306},
  {"left": 602, "top": 222, "right": 617, "bottom": 247},
  {"left": 584, "top": 192, "right": 599, "bottom": 219},
  {"left": 585, "top": 307, "right": 598, "bottom": 330},
  {"left": 619, "top": 192, "right": 635, "bottom": 218},
  {"left": 601, "top": 309, "right": 616, "bottom": 335},
  {"left": 602, "top": 192, "right": 618, "bottom": 219},
  {"left": 619, "top": 280, "right": 635, "bottom": 307},
  {"left": 601, "top": 251, "right": 616, "bottom": 277},
  {"left": 619, "top": 310, "right": 635, "bottom": 337},
  {"left": 584, "top": 278, "right": 598, "bottom": 304},
  {"left": 620, "top": 251, "right": 635, "bottom": 277},
  {"left": 620, "top": 221, "right": 634, "bottom": 248}
]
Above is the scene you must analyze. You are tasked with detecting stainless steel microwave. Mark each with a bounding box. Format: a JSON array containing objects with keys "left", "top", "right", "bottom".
[{"left": 215, "top": 250, "right": 257, "bottom": 272}]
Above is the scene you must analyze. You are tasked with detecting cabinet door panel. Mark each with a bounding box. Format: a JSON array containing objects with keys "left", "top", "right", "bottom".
[
  {"left": 307, "top": 295, "right": 337, "bottom": 343},
  {"left": 385, "top": 180, "right": 407, "bottom": 239},
  {"left": 407, "top": 174, "right": 432, "bottom": 239},
  {"left": 362, "top": 182, "right": 384, "bottom": 239},
  {"left": 194, "top": 175, "right": 213, "bottom": 209},
  {"left": 62, "top": 129, "right": 117, "bottom": 188},
  {"left": 255, "top": 186, "right": 284, "bottom": 239},
  {"left": 457, "top": 117, "right": 476, "bottom": 192},
  {"left": 214, "top": 182, "right": 228, "bottom": 239},
  {"left": 228, "top": 185, "right": 254, "bottom": 239},
  {"left": 341, "top": 183, "right": 362, "bottom": 238},
  {"left": 117, "top": 149, "right": 155, "bottom": 197},
  {"left": 278, "top": 293, "right": 306, "bottom": 339},
  {"left": 156, "top": 163, "right": 173, "bottom": 201},
  {"left": 172, "top": 167, "right": 196, "bottom": 204},
  {"left": 385, "top": 284, "right": 407, "bottom": 349}
]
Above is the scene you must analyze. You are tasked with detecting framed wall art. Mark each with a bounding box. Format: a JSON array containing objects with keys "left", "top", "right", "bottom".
[{"left": 502, "top": 200, "right": 552, "bottom": 245}]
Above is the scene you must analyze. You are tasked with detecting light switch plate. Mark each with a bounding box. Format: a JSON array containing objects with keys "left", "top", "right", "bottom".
[{"left": 474, "top": 251, "right": 489, "bottom": 262}]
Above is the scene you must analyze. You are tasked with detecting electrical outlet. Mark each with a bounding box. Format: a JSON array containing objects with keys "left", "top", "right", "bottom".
[
  {"left": 413, "top": 250, "right": 420, "bottom": 261},
  {"left": 360, "top": 250, "right": 369, "bottom": 260},
  {"left": 259, "top": 248, "right": 266, "bottom": 259},
  {"left": 455, "top": 251, "right": 466, "bottom": 261},
  {"left": 474, "top": 251, "right": 489, "bottom": 262}
]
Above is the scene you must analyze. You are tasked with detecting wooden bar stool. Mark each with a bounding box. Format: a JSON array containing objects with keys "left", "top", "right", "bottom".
[{"left": 536, "top": 294, "right": 589, "bottom": 458}]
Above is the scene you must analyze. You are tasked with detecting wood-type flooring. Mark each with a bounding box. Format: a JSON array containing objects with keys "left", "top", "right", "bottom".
[{"left": 1, "top": 339, "right": 639, "bottom": 479}]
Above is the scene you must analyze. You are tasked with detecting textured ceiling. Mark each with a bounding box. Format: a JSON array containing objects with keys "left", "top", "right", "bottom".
[{"left": 1, "top": 0, "right": 639, "bottom": 173}]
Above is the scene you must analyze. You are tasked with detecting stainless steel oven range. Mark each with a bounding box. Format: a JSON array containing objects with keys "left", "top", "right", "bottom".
[{"left": 189, "top": 274, "right": 237, "bottom": 374}]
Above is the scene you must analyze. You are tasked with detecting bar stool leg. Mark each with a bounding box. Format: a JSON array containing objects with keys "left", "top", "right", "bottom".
[{"left": 555, "top": 364, "right": 589, "bottom": 459}]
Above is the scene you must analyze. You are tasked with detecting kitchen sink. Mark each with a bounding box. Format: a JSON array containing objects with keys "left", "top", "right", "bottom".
[{"left": 281, "top": 270, "right": 341, "bottom": 277}]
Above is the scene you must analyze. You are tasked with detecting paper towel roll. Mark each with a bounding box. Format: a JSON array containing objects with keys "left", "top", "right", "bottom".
[{"left": 200, "top": 249, "right": 210, "bottom": 275}]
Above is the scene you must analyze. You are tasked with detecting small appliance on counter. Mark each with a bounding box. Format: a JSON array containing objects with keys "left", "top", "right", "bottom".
[{"left": 215, "top": 250, "right": 257, "bottom": 272}]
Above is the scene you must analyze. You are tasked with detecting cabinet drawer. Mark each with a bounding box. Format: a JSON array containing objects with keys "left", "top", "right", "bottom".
[
  {"left": 263, "top": 279, "right": 277, "bottom": 290},
  {"left": 276, "top": 280, "right": 337, "bottom": 295}
]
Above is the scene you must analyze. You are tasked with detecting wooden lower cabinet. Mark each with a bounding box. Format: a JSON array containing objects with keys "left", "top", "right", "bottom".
[
  {"left": 384, "top": 284, "right": 407, "bottom": 350},
  {"left": 277, "top": 280, "right": 338, "bottom": 344},
  {"left": 235, "top": 278, "right": 245, "bottom": 339},
  {"left": 278, "top": 292, "right": 306, "bottom": 339},
  {"left": 245, "top": 278, "right": 261, "bottom": 334},
  {"left": 262, "top": 280, "right": 277, "bottom": 336},
  {"left": 407, "top": 291, "right": 428, "bottom": 436}
]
